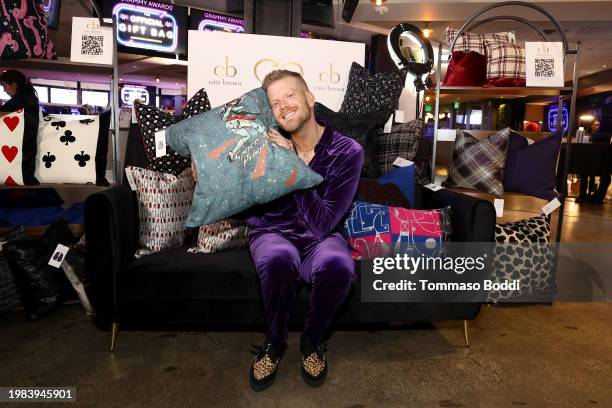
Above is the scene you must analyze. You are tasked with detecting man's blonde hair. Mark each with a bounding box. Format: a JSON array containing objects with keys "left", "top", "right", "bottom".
[{"left": 262, "top": 70, "right": 309, "bottom": 92}]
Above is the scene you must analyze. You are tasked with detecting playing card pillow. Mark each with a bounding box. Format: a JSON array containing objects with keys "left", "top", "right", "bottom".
[
  {"left": 35, "top": 111, "right": 111, "bottom": 185},
  {"left": 165, "top": 87, "right": 323, "bottom": 226},
  {"left": 0, "top": 108, "right": 39, "bottom": 185}
]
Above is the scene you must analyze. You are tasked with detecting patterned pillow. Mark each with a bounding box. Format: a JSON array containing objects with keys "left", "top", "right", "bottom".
[
  {"left": 35, "top": 112, "right": 111, "bottom": 185},
  {"left": 314, "top": 102, "right": 389, "bottom": 178},
  {"left": 377, "top": 119, "right": 423, "bottom": 175},
  {"left": 488, "top": 215, "right": 555, "bottom": 302},
  {"left": 484, "top": 42, "right": 526, "bottom": 87},
  {"left": 342, "top": 201, "right": 450, "bottom": 260},
  {"left": 126, "top": 166, "right": 195, "bottom": 258},
  {"left": 442, "top": 128, "right": 510, "bottom": 197},
  {"left": 0, "top": 0, "right": 56, "bottom": 59},
  {"left": 135, "top": 89, "right": 212, "bottom": 175},
  {"left": 445, "top": 27, "right": 512, "bottom": 56},
  {"left": 165, "top": 87, "right": 323, "bottom": 227},
  {"left": 1, "top": 109, "right": 26, "bottom": 185},
  {"left": 339, "top": 62, "right": 406, "bottom": 118},
  {"left": 188, "top": 219, "right": 249, "bottom": 254}
]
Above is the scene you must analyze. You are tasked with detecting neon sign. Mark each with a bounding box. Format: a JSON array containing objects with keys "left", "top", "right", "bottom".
[
  {"left": 548, "top": 105, "right": 569, "bottom": 132},
  {"left": 198, "top": 19, "right": 244, "bottom": 33},
  {"left": 113, "top": 4, "right": 178, "bottom": 53},
  {"left": 121, "top": 85, "right": 150, "bottom": 107}
]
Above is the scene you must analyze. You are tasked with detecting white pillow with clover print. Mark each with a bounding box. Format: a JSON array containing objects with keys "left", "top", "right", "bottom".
[{"left": 35, "top": 112, "right": 111, "bottom": 185}]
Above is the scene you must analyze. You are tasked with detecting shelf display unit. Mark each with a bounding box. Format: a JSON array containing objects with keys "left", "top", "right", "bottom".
[{"left": 431, "top": 1, "right": 581, "bottom": 244}]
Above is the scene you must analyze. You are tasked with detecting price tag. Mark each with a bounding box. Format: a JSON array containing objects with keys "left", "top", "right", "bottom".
[
  {"left": 394, "top": 110, "right": 405, "bottom": 123},
  {"left": 383, "top": 114, "right": 393, "bottom": 134},
  {"left": 542, "top": 197, "right": 561, "bottom": 215},
  {"left": 125, "top": 168, "right": 137, "bottom": 191},
  {"left": 424, "top": 183, "right": 443, "bottom": 192},
  {"left": 392, "top": 157, "right": 414, "bottom": 167},
  {"left": 155, "top": 130, "right": 167, "bottom": 158},
  {"left": 494, "top": 199, "right": 504, "bottom": 218},
  {"left": 48, "top": 244, "right": 70, "bottom": 268}
]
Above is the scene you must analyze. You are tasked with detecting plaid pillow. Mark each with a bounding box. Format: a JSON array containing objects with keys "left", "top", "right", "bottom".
[
  {"left": 377, "top": 119, "right": 423, "bottom": 175},
  {"left": 445, "top": 27, "right": 513, "bottom": 55},
  {"left": 442, "top": 128, "right": 510, "bottom": 197},
  {"left": 485, "top": 42, "right": 526, "bottom": 83}
]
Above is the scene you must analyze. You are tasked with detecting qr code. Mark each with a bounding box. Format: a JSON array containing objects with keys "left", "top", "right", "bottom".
[
  {"left": 81, "top": 35, "right": 104, "bottom": 55},
  {"left": 535, "top": 58, "right": 555, "bottom": 77}
]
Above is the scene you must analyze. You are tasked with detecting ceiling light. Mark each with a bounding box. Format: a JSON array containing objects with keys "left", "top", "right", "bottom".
[
  {"left": 119, "top": 78, "right": 123, "bottom": 81},
  {"left": 155, "top": 76, "right": 160, "bottom": 83},
  {"left": 603, "top": 64, "right": 609, "bottom": 68},
  {"left": 579, "top": 114, "right": 595, "bottom": 121},
  {"left": 422, "top": 22, "right": 433, "bottom": 39},
  {"left": 425, "top": 96, "right": 430, "bottom": 102},
  {"left": 370, "top": 0, "right": 388, "bottom": 15}
]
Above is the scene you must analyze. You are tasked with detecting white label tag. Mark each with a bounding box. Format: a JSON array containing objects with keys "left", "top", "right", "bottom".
[
  {"left": 48, "top": 244, "right": 70, "bottom": 268},
  {"left": 494, "top": 199, "right": 504, "bottom": 218},
  {"left": 394, "top": 110, "right": 405, "bottom": 123},
  {"left": 155, "top": 130, "right": 167, "bottom": 158},
  {"left": 424, "top": 183, "right": 443, "bottom": 192},
  {"left": 125, "top": 168, "right": 137, "bottom": 191},
  {"left": 525, "top": 42, "right": 564, "bottom": 87},
  {"left": 383, "top": 114, "right": 393, "bottom": 134},
  {"left": 542, "top": 197, "right": 561, "bottom": 215},
  {"left": 508, "top": 31, "right": 516, "bottom": 44},
  {"left": 392, "top": 157, "right": 414, "bottom": 167}
]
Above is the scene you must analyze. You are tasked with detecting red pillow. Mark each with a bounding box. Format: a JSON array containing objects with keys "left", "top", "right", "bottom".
[{"left": 443, "top": 51, "right": 487, "bottom": 86}]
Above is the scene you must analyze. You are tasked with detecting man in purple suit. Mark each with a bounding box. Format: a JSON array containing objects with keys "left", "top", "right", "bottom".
[{"left": 246, "top": 70, "right": 363, "bottom": 391}]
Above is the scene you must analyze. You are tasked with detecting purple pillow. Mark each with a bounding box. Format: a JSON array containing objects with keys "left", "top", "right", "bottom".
[{"left": 503, "top": 131, "right": 562, "bottom": 200}]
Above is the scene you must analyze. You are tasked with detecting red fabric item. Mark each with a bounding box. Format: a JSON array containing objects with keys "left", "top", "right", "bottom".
[
  {"left": 443, "top": 51, "right": 487, "bottom": 86},
  {"left": 483, "top": 78, "right": 526, "bottom": 87}
]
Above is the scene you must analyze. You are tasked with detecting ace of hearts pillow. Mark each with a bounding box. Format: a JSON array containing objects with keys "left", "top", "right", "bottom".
[
  {"left": 0, "top": 108, "right": 39, "bottom": 185},
  {"left": 34, "top": 111, "right": 111, "bottom": 185},
  {"left": 165, "top": 87, "right": 323, "bottom": 227}
]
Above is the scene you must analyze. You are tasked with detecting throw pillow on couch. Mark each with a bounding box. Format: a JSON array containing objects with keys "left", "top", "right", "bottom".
[
  {"left": 35, "top": 111, "right": 111, "bottom": 185},
  {"left": 1, "top": 108, "right": 40, "bottom": 185},
  {"left": 165, "top": 87, "right": 323, "bottom": 227}
]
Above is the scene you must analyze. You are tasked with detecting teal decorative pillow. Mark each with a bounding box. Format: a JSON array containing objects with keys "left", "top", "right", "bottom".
[{"left": 165, "top": 87, "right": 323, "bottom": 227}]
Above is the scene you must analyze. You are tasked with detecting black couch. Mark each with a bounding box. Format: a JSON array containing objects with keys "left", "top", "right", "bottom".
[{"left": 85, "top": 172, "right": 495, "bottom": 351}]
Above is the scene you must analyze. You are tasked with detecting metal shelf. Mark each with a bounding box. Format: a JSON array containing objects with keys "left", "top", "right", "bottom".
[
  {"left": 0, "top": 58, "right": 113, "bottom": 75},
  {"left": 439, "top": 86, "right": 573, "bottom": 97}
]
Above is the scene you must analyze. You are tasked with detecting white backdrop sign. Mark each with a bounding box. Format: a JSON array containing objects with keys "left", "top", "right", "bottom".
[
  {"left": 70, "top": 17, "right": 113, "bottom": 65},
  {"left": 187, "top": 31, "right": 365, "bottom": 110}
]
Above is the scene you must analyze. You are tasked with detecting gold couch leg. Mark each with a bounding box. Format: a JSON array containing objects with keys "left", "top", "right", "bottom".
[
  {"left": 462, "top": 320, "right": 470, "bottom": 348},
  {"left": 110, "top": 322, "right": 119, "bottom": 352}
]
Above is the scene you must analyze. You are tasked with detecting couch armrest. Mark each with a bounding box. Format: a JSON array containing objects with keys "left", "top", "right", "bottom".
[
  {"left": 85, "top": 184, "right": 138, "bottom": 328},
  {"left": 422, "top": 187, "right": 496, "bottom": 242}
]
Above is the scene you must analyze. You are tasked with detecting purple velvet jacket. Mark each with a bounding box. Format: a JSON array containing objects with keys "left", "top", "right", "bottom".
[{"left": 245, "top": 121, "right": 364, "bottom": 247}]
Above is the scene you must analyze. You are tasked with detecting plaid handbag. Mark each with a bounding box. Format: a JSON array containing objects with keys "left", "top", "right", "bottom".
[
  {"left": 442, "top": 128, "right": 510, "bottom": 197},
  {"left": 377, "top": 119, "right": 423, "bottom": 175}
]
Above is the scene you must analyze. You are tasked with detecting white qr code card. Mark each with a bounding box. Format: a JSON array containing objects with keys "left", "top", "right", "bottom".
[
  {"left": 70, "top": 17, "right": 113, "bottom": 65},
  {"left": 526, "top": 42, "right": 564, "bottom": 87}
]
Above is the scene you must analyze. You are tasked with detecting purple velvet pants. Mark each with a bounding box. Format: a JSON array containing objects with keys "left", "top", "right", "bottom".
[{"left": 249, "top": 231, "right": 356, "bottom": 350}]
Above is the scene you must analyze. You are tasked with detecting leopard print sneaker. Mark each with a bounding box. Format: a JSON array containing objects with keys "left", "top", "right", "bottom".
[
  {"left": 249, "top": 341, "right": 283, "bottom": 392},
  {"left": 300, "top": 335, "right": 328, "bottom": 387}
]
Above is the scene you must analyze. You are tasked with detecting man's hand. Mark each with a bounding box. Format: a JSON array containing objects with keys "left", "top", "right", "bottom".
[{"left": 267, "top": 128, "right": 293, "bottom": 151}]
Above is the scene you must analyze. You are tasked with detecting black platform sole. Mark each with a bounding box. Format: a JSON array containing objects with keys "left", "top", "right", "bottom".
[{"left": 301, "top": 367, "right": 327, "bottom": 388}]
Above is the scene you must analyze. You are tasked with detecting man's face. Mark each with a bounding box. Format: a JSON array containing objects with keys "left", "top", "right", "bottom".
[{"left": 266, "top": 76, "right": 314, "bottom": 133}]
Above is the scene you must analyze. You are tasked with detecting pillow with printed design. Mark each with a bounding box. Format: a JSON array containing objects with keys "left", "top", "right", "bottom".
[
  {"left": 165, "top": 87, "right": 323, "bottom": 227},
  {"left": 488, "top": 214, "right": 555, "bottom": 303},
  {"left": 1, "top": 108, "right": 40, "bottom": 185},
  {"left": 342, "top": 201, "right": 451, "bottom": 260},
  {"left": 188, "top": 219, "right": 249, "bottom": 254},
  {"left": 442, "top": 128, "right": 510, "bottom": 197},
  {"left": 135, "top": 88, "right": 211, "bottom": 176},
  {"left": 126, "top": 166, "right": 195, "bottom": 258},
  {"left": 0, "top": 0, "right": 57, "bottom": 60},
  {"left": 35, "top": 111, "right": 111, "bottom": 185},
  {"left": 339, "top": 62, "right": 406, "bottom": 118},
  {"left": 484, "top": 42, "right": 526, "bottom": 87}
]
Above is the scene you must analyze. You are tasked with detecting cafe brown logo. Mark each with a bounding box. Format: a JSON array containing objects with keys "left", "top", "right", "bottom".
[
  {"left": 319, "top": 63, "right": 340, "bottom": 83},
  {"left": 254, "top": 58, "right": 304, "bottom": 82},
  {"left": 214, "top": 57, "right": 237, "bottom": 77}
]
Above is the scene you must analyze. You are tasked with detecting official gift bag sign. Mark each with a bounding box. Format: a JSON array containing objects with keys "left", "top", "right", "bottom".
[
  {"left": 188, "top": 31, "right": 365, "bottom": 110},
  {"left": 70, "top": 17, "right": 113, "bottom": 65},
  {"left": 114, "top": 3, "right": 178, "bottom": 53},
  {"left": 525, "top": 42, "right": 564, "bottom": 87}
]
